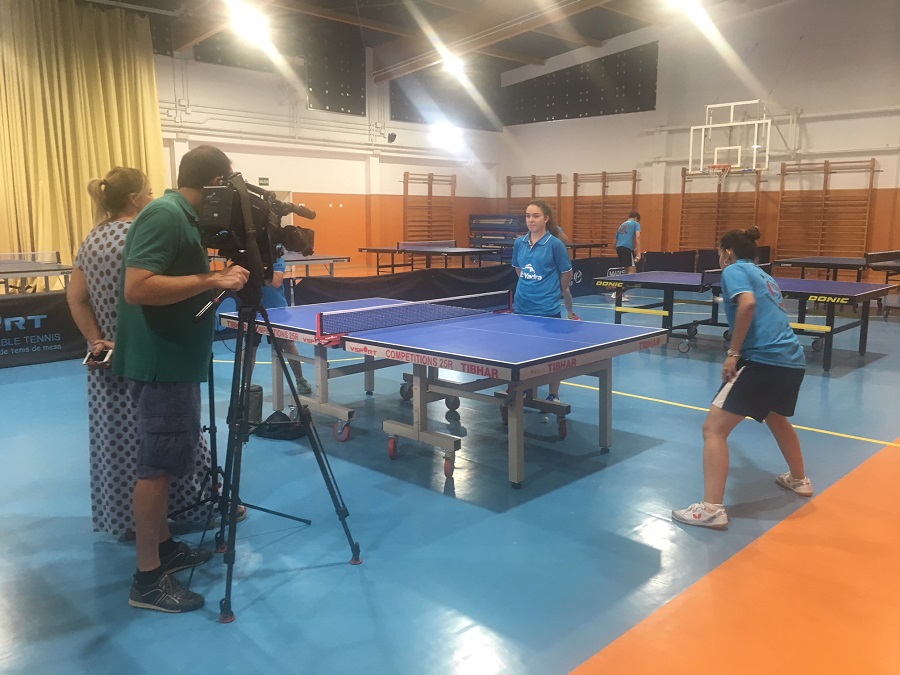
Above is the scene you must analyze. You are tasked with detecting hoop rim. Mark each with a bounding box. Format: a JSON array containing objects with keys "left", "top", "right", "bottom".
[{"left": 707, "top": 163, "right": 733, "bottom": 171}]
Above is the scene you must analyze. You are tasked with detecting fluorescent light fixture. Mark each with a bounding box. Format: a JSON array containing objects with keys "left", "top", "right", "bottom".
[
  {"left": 225, "top": 0, "right": 271, "bottom": 43},
  {"left": 442, "top": 54, "right": 465, "bottom": 78},
  {"left": 429, "top": 122, "right": 464, "bottom": 153}
]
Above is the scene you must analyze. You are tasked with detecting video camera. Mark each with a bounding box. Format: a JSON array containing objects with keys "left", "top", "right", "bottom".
[{"left": 197, "top": 172, "right": 316, "bottom": 283}]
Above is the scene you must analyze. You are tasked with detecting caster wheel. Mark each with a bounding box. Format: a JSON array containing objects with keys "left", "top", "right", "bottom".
[
  {"left": 444, "top": 458, "right": 454, "bottom": 478},
  {"left": 333, "top": 421, "right": 351, "bottom": 442},
  {"left": 557, "top": 417, "right": 568, "bottom": 439},
  {"left": 399, "top": 383, "right": 413, "bottom": 400},
  {"left": 723, "top": 329, "right": 732, "bottom": 341},
  {"left": 388, "top": 436, "right": 399, "bottom": 460},
  {"left": 812, "top": 338, "right": 824, "bottom": 352},
  {"left": 678, "top": 340, "right": 691, "bottom": 353},
  {"left": 500, "top": 405, "right": 509, "bottom": 427},
  {"left": 445, "top": 396, "right": 460, "bottom": 411},
  {"left": 686, "top": 325, "right": 698, "bottom": 338}
]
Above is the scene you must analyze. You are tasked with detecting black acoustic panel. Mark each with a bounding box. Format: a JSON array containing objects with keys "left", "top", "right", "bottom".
[
  {"left": 390, "top": 65, "right": 502, "bottom": 131},
  {"left": 148, "top": 14, "right": 174, "bottom": 56},
  {"left": 502, "top": 42, "right": 658, "bottom": 126},
  {"left": 306, "top": 26, "right": 366, "bottom": 116},
  {"left": 193, "top": 32, "right": 281, "bottom": 72}
]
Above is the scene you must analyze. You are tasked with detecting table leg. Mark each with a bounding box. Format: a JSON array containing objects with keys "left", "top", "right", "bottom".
[
  {"left": 597, "top": 363, "right": 612, "bottom": 451},
  {"left": 823, "top": 304, "right": 835, "bottom": 371},
  {"left": 507, "top": 387, "right": 526, "bottom": 488},
  {"left": 859, "top": 300, "right": 870, "bottom": 355}
]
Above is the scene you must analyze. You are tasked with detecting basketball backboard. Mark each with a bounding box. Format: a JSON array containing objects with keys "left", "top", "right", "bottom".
[{"left": 688, "top": 100, "right": 770, "bottom": 175}]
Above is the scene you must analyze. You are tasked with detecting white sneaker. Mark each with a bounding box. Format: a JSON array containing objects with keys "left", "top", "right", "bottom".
[
  {"left": 775, "top": 472, "right": 813, "bottom": 497},
  {"left": 672, "top": 502, "right": 729, "bottom": 530}
]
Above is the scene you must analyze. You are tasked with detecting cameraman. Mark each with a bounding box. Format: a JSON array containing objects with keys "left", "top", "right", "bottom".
[{"left": 113, "top": 145, "right": 250, "bottom": 613}]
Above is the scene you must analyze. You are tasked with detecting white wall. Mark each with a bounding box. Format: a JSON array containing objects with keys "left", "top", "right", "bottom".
[
  {"left": 499, "top": 0, "right": 900, "bottom": 195},
  {"left": 154, "top": 0, "right": 900, "bottom": 198},
  {"left": 154, "top": 55, "right": 504, "bottom": 197}
]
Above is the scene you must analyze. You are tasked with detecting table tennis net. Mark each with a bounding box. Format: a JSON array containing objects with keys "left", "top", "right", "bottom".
[
  {"left": 317, "top": 291, "right": 511, "bottom": 337},
  {"left": 0, "top": 251, "right": 61, "bottom": 264},
  {"left": 398, "top": 240, "right": 455, "bottom": 250}
]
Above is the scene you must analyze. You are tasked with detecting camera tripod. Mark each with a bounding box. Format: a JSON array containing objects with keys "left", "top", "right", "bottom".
[
  {"left": 166, "top": 357, "right": 224, "bottom": 534},
  {"left": 216, "top": 296, "right": 362, "bottom": 623}
]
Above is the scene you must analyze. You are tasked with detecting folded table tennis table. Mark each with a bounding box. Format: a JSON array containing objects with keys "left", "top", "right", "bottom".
[{"left": 222, "top": 296, "right": 666, "bottom": 487}]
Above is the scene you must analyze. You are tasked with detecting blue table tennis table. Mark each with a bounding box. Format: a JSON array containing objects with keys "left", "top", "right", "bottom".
[
  {"left": 775, "top": 250, "right": 900, "bottom": 283},
  {"left": 595, "top": 270, "right": 896, "bottom": 371},
  {"left": 222, "top": 298, "right": 666, "bottom": 487},
  {"left": 358, "top": 241, "right": 497, "bottom": 274}
]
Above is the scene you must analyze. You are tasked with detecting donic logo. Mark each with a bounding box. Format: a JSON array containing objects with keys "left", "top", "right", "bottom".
[{"left": 521, "top": 264, "right": 543, "bottom": 281}]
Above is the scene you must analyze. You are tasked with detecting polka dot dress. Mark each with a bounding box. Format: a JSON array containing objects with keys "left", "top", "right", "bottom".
[{"left": 75, "top": 220, "right": 213, "bottom": 537}]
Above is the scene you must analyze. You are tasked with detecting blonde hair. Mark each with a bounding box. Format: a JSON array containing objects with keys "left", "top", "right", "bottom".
[{"left": 86, "top": 166, "right": 148, "bottom": 226}]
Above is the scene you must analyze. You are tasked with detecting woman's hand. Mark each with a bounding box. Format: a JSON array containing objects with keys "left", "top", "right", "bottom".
[{"left": 88, "top": 339, "right": 115, "bottom": 369}]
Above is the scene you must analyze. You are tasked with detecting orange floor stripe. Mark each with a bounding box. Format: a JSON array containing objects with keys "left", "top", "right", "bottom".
[{"left": 572, "top": 441, "right": 900, "bottom": 675}]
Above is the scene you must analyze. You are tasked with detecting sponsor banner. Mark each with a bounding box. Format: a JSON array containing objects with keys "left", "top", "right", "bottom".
[
  {"left": 805, "top": 295, "right": 850, "bottom": 304},
  {"left": 219, "top": 315, "right": 316, "bottom": 344},
  {"left": 0, "top": 292, "right": 83, "bottom": 368},
  {"left": 570, "top": 257, "right": 620, "bottom": 297},
  {"left": 342, "top": 340, "right": 512, "bottom": 380},
  {"left": 516, "top": 333, "right": 669, "bottom": 380}
]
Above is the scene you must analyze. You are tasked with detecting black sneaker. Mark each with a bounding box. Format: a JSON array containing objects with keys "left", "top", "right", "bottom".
[
  {"left": 128, "top": 573, "right": 205, "bottom": 613},
  {"left": 160, "top": 541, "right": 213, "bottom": 575}
]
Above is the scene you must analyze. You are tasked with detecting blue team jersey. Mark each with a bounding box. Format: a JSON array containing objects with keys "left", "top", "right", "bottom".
[
  {"left": 615, "top": 219, "right": 641, "bottom": 250},
  {"left": 511, "top": 233, "right": 572, "bottom": 316},
  {"left": 262, "top": 257, "right": 288, "bottom": 309},
  {"left": 721, "top": 259, "right": 805, "bottom": 368}
]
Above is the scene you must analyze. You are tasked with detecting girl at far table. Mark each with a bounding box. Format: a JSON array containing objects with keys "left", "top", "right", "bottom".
[{"left": 511, "top": 199, "right": 575, "bottom": 403}]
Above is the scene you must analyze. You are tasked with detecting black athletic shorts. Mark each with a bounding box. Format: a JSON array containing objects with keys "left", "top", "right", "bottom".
[
  {"left": 711, "top": 358, "right": 805, "bottom": 422},
  {"left": 616, "top": 246, "right": 635, "bottom": 267}
]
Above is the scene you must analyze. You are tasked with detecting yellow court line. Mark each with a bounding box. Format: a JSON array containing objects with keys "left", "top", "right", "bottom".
[
  {"left": 562, "top": 380, "right": 900, "bottom": 447},
  {"left": 213, "top": 356, "right": 896, "bottom": 447}
]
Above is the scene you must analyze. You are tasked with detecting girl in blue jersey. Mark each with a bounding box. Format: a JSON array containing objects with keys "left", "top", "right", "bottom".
[
  {"left": 673, "top": 226, "right": 813, "bottom": 530},
  {"left": 511, "top": 199, "right": 574, "bottom": 402}
]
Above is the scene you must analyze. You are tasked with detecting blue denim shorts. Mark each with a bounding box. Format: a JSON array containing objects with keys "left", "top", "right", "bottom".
[{"left": 128, "top": 380, "right": 202, "bottom": 479}]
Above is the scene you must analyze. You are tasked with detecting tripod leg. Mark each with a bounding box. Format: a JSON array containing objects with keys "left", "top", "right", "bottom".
[
  {"left": 294, "top": 406, "right": 362, "bottom": 564},
  {"left": 218, "top": 304, "right": 258, "bottom": 623},
  {"left": 259, "top": 310, "right": 361, "bottom": 564}
]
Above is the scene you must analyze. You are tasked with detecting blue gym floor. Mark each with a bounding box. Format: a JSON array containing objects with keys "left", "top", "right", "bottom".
[{"left": 2, "top": 291, "right": 898, "bottom": 674}]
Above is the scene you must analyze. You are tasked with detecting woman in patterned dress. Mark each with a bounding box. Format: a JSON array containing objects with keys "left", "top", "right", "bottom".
[{"left": 67, "top": 167, "right": 215, "bottom": 539}]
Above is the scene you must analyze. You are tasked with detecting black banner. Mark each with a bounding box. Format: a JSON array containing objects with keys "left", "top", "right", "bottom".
[
  {"left": 291, "top": 265, "right": 519, "bottom": 305},
  {"left": 570, "top": 257, "right": 620, "bottom": 297},
  {"left": 0, "top": 292, "right": 84, "bottom": 368}
]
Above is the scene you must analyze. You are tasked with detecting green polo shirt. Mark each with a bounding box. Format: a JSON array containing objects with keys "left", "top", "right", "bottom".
[{"left": 112, "top": 189, "right": 214, "bottom": 383}]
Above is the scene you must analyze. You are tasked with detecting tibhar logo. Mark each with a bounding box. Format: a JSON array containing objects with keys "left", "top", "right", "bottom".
[
  {"left": 521, "top": 263, "right": 543, "bottom": 281},
  {"left": 0, "top": 314, "right": 48, "bottom": 331}
]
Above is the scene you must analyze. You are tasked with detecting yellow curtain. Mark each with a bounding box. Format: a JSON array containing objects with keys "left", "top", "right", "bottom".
[{"left": 0, "top": 0, "right": 166, "bottom": 264}]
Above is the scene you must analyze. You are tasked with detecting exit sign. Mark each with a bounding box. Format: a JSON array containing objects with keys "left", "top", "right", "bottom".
[{"left": 258, "top": 177, "right": 269, "bottom": 186}]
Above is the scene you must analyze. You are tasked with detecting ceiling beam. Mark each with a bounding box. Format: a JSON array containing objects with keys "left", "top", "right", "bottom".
[
  {"left": 423, "top": 0, "right": 605, "bottom": 48},
  {"left": 600, "top": 0, "right": 662, "bottom": 25},
  {"left": 373, "top": 0, "right": 609, "bottom": 83},
  {"left": 273, "top": 0, "right": 545, "bottom": 66}
]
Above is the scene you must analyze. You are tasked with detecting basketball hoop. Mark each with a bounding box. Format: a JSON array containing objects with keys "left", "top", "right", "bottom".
[{"left": 708, "top": 164, "right": 732, "bottom": 185}]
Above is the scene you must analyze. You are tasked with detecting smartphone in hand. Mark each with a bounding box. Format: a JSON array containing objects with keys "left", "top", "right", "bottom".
[{"left": 83, "top": 348, "right": 113, "bottom": 365}]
